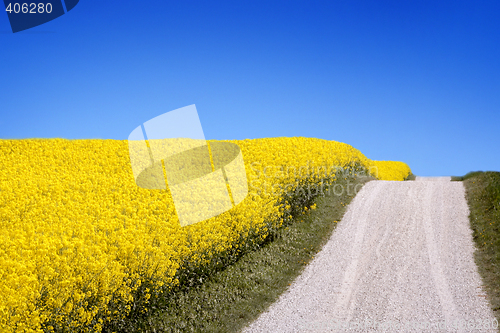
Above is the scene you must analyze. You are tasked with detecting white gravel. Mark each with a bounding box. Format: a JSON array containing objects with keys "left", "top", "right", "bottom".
[{"left": 242, "top": 177, "right": 498, "bottom": 332}]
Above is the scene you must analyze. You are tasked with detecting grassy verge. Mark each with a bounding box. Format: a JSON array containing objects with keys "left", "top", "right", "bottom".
[
  {"left": 405, "top": 173, "right": 417, "bottom": 181},
  {"left": 451, "top": 171, "right": 486, "bottom": 182},
  {"left": 458, "top": 171, "right": 500, "bottom": 325},
  {"left": 103, "top": 175, "right": 374, "bottom": 333}
]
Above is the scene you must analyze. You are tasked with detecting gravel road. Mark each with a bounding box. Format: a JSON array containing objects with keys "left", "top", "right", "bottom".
[{"left": 242, "top": 177, "right": 498, "bottom": 332}]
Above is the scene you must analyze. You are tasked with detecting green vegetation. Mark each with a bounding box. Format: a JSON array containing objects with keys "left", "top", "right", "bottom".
[
  {"left": 103, "top": 175, "right": 373, "bottom": 333},
  {"left": 405, "top": 173, "right": 417, "bottom": 181},
  {"left": 458, "top": 171, "right": 500, "bottom": 325},
  {"left": 451, "top": 171, "right": 486, "bottom": 181}
]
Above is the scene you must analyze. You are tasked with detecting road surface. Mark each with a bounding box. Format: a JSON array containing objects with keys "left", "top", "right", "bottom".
[{"left": 242, "top": 177, "right": 498, "bottom": 332}]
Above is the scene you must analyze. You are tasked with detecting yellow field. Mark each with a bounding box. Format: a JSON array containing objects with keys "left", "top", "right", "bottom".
[{"left": 0, "top": 137, "right": 411, "bottom": 332}]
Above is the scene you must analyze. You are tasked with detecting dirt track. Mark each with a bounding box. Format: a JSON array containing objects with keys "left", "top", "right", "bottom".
[{"left": 243, "top": 177, "right": 498, "bottom": 332}]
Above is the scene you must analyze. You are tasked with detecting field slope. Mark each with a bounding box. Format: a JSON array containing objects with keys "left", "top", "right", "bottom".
[
  {"left": 458, "top": 172, "right": 500, "bottom": 329},
  {"left": 0, "top": 137, "right": 410, "bottom": 332}
]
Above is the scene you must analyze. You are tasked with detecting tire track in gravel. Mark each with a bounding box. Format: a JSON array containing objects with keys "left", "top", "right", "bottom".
[
  {"left": 422, "top": 179, "right": 461, "bottom": 330},
  {"left": 242, "top": 177, "right": 498, "bottom": 333}
]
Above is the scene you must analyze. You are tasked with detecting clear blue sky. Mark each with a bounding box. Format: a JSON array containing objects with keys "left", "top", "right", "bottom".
[{"left": 1, "top": 0, "right": 499, "bottom": 176}]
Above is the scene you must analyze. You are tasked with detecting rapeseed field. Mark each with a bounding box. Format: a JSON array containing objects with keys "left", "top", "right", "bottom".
[{"left": 0, "top": 137, "right": 410, "bottom": 332}]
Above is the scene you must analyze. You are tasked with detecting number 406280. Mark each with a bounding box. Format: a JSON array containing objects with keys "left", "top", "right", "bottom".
[{"left": 5, "top": 3, "right": 53, "bottom": 14}]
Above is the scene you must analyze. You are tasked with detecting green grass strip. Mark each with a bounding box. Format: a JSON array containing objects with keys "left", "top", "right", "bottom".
[{"left": 461, "top": 171, "right": 500, "bottom": 328}]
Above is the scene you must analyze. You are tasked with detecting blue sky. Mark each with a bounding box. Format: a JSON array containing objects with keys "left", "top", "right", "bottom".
[{"left": 1, "top": 0, "right": 499, "bottom": 177}]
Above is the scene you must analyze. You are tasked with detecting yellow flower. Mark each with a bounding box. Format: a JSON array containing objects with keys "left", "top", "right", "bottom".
[{"left": 0, "top": 137, "right": 410, "bottom": 332}]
